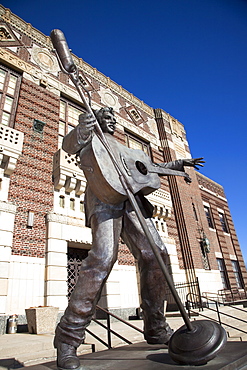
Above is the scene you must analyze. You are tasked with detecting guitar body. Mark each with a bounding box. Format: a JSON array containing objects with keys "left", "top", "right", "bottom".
[{"left": 79, "top": 133, "right": 161, "bottom": 205}]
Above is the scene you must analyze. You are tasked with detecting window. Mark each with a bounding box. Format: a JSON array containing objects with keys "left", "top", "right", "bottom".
[
  {"left": 192, "top": 203, "right": 198, "bottom": 221},
  {"left": 161, "top": 222, "right": 165, "bottom": 233},
  {"left": 204, "top": 205, "right": 214, "bottom": 229},
  {"left": 0, "top": 65, "right": 21, "bottom": 127},
  {"left": 59, "top": 98, "right": 85, "bottom": 148},
  {"left": 80, "top": 201, "right": 84, "bottom": 213},
  {"left": 218, "top": 212, "right": 229, "bottom": 233},
  {"left": 231, "top": 260, "right": 244, "bottom": 289},
  {"left": 217, "top": 258, "right": 230, "bottom": 289},
  {"left": 70, "top": 198, "right": 75, "bottom": 210},
  {"left": 59, "top": 195, "right": 65, "bottom": 208},
  {"left": 125, "top": 131, "right": 151, "bottom": 156}
]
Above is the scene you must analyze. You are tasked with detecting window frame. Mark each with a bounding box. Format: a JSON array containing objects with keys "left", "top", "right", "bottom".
[
  {"left": 59, "top": 97, "right": 86, "bottom": 148},
  {"left": 125, "top": 130, "right": 151, "bottom": 157},
  {"left": 231, "top": 260, "right": 244, "bottom": 289},
  {"left": 217, "top": 258, "right": 230, "bottom": 290},
  {"left": 218, "top": 211, "right": 229, "bottom": 233},
  {"left": 0, "top": 64, "right": 22, "bottom": 128},
  {"left": 204, "top": 205, "right": 214, "bottom": 229}
]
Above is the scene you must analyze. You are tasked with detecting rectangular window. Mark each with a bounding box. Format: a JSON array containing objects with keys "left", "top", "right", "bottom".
[
  {"left": 231, "top": 260, "right": 244, "bottom": 289},
  {"left": 59, "top": 195, "right": 65, "bottom": 208},
  {"left": 204, "top": 205, "right": 214, "bottom": 229},
  {"left": 80, "top": 201, "right": 84, "bottom": 213},
  {"left": 125, "top": 131, "right": 151, "bottom": 156},
  {"left": 59, "top": 98, "right": 85, "bottom": 148},
  {"left": 0, "top": 64, "right": 21, "bottom": 127},
  {"left": 70, "top": 198, "right": 75, "bottom": 211},
  {"left": 192, "top": 203, "right": 198, "bottom": 221},
  {"left": 217, "top": 258, "right": 230, "bottom": 289},
  {"left": 218, "top": 212, "right": 229, "bottom": 233}
]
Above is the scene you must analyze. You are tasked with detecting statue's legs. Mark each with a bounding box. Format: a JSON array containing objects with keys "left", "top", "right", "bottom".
[
  {"left": 121, "top": 205, "right": 173, "bottom": 344},
  {"left": 54, "top": 212, "right": 122, "bottom": 350}
]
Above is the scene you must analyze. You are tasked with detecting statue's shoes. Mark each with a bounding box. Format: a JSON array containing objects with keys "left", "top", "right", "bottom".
[
  {"left": 56, "top": 342, "right": 80, "bottom": 370},
  {"left": 145, "top": 327, "right": 174, "bottom": 346}
]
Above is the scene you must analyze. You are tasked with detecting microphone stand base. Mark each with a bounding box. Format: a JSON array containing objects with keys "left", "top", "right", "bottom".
[{"left": 168, "top": 319, "right": 227, "bottom": 365}]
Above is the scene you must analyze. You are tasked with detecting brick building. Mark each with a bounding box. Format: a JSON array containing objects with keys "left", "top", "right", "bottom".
[{"left": 0, "top": 5, "right": 246, "bottom": 329}]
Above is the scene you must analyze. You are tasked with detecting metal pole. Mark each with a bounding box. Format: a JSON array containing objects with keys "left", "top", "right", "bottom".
[{"left": 106, "top": 312, "right": 112, "bottom": 348}]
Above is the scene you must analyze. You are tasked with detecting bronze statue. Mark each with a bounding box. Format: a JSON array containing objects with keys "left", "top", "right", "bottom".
[
  {"left": 50, "top": 29, "right": 227, "bottom": 367},
  {"left": 54, "top": 107, "right": 204, "bottom": 369}
]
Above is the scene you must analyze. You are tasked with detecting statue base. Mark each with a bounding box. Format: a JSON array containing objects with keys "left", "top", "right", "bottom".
[{"left": 25, "top": 340, "right": 247, "bottom": 369}]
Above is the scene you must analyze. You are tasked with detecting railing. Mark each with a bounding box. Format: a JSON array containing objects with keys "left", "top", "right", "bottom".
[
  {"left": 165, "top": 278, "right": 202, "bottom": 308},
  {"left": 186, "top": 293, "right": 247, "bottom": 337},
  {"left": 85, "top": 305, "right": 144, "bottom": 349},
  {"left": 202, "top": 288, "right": 247, "bottom": 305}
]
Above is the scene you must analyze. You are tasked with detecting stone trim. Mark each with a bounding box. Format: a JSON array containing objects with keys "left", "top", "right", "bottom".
[
  {"left": 0, "top": 200, "right": 16, "bottom": 214},
  {"left": 46, "top": 212, "right": 85, "bottom": 227}
]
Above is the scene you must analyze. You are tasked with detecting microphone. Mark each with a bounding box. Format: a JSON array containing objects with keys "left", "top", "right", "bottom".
[{"left": 50, "top": 29, "right": 76, "bottom": 73}]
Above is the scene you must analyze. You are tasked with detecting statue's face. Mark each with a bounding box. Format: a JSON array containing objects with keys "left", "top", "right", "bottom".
[{"left": 100, "top": 110, "right": 116, "bottom": 134}]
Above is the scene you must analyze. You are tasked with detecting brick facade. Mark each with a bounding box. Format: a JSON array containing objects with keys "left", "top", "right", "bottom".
[{"left": 9, "top": 78, "right": 59, "bottom": 257}]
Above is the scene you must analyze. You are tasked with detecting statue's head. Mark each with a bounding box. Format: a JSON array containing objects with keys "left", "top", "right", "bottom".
[{"left": 94, "top": 107, "right": 116, "bottom": 135}]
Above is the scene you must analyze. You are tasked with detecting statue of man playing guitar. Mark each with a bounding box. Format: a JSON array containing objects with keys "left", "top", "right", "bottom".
[{"left": 54, "top": 107, "right": 204, "bottom": 370}]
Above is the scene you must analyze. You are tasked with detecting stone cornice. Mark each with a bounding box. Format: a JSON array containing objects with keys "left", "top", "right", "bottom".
[
  {"left": 147, "top": 189, "right": 172, "bottom": 219},
  {"left": 0, "top": 47, "right": 45, "bottom": 77},
  {"left": 0, "top": 6, "right": 50, "bottom": 47},
  {"left": 198, "top": 185, "right": 227, "bottom": 202}
]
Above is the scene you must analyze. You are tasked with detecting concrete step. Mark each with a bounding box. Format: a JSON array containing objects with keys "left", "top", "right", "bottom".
[
  {"left": 226, "top": 336, "right": 242, "bottom": 341},
  {"left": 191, "top": 305, "right": 247, "bottom": 325}
]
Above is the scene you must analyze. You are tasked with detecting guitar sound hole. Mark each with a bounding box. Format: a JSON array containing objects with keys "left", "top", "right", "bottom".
[{"left": 136, "top": 161, "right": 148, "bottom": 175}]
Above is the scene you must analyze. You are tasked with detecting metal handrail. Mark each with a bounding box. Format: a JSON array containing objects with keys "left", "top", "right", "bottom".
[
  {"left": 186, "top": 292, "right": 247, "bottom": 336},
  {"left": 85, "top": 305, "right": 144, "bottom": 349}
]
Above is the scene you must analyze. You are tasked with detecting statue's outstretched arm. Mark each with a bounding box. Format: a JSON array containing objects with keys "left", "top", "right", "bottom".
[{"left": 155, "top": 158, "right": 205, "bottom": 171}]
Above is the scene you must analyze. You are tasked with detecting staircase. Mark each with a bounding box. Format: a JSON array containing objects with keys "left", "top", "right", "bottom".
[{"left": 186, "top": 294, "right": 247, "bottom": 342}]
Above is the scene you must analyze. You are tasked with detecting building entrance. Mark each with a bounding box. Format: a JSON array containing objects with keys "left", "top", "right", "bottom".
[{"left": 67, "top": 243, "right": 90, "bottom": 299}]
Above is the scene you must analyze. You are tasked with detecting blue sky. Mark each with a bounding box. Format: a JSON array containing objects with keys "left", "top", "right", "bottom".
[{"left": 2, "top": 0, "right": 247, "bottom": 263}]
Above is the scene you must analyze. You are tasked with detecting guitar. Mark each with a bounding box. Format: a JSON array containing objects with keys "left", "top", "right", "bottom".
[{"left": 79, "top": 133, "right": 190, "bottom": 205}]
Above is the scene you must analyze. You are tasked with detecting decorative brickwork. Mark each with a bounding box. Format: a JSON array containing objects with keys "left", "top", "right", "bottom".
[
  {"left": 8, "top": 78, "right": 59, "bottom": 257},
  {"left": 118, "top": 240, "right": 135, "bottom": 266}
]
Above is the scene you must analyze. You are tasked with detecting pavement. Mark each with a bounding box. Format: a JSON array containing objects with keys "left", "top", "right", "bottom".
[{"left": 1, "top": 313, "right": 247, "bottom": 369}]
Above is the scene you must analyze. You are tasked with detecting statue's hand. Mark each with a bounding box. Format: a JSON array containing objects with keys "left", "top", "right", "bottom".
[
  {"left": 78, "top": 113, "right": 96, "bottom": 138},
  {"left": 183, "top": 157, "right": 205, "bottom": 170}
]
